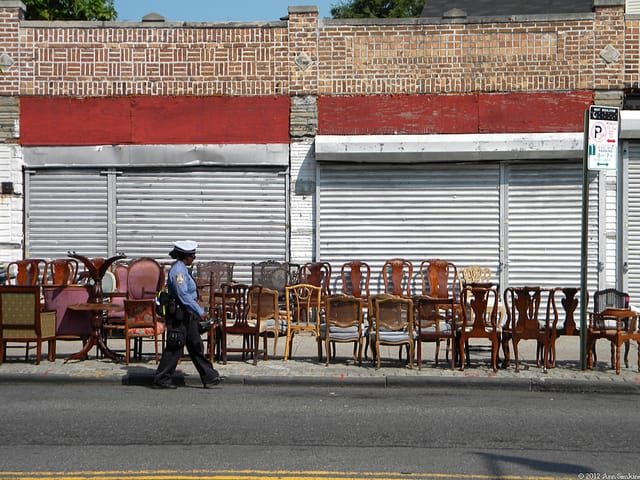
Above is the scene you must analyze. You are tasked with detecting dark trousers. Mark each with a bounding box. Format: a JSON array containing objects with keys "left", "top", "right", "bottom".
[{"left": 155, "top": 311, "right": 219, "bottom": 386}]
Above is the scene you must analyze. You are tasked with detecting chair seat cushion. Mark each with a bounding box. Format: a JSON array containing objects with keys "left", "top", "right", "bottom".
[
  {"left": 370, "top": 331, "right": 411, "bottom": 343},
  {"left": 319, "top": 323, "right": 360, "bottom": 341}
]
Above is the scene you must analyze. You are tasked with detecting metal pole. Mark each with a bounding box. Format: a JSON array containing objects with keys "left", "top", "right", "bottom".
[{"left": 580, "top": 109, "right": 589, "bottom": 370}]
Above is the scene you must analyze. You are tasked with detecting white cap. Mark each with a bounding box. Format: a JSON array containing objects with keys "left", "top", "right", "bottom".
[{"left": 173, "top": 240, "right": 198, "bottom": 254}]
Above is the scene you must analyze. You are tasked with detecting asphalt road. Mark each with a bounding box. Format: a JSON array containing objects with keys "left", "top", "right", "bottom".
[{"left": 0, "top": 382, "right": 638, "bottom": 479}]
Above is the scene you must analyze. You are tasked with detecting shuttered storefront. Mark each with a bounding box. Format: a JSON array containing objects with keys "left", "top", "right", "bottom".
[
  {"left": 626, "top": 143, "right": 640, "bottom": 300},
  {"left": 25, "top": 167, "right": 287, "bottom": 284},
  {"left": 25, "top": 169, "right": 109, "bottom": 259},
  {"left": 319, "top": 160, "right": 599, "bottom": 296},
  {"left": 318, "top": 162, "right": 501, "bottom": 295},
  {"left": 115, "top": 168, "right": 287, "bottom": 283},
  {"left": 505, "top": 161, "right": 600, "bottom": 292}
]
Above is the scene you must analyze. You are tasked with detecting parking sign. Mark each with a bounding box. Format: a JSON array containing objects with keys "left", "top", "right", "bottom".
[{"left": 587, "top": 105, "right": 619, "bottom": 170}]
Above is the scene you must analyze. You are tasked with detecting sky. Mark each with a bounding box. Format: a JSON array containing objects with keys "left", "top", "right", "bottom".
[{"left": 113, "top": 1, "right": 337, "bottom": 22}]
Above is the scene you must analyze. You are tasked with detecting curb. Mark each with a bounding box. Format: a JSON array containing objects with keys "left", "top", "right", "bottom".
[{"left": 1, "top": 372, "right": 638, "bottom": 394}]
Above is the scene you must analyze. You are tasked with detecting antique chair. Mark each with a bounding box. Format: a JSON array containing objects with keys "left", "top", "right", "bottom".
[
  {"left": 102, "top": 262, "right": 129, "bottom": 343},
  {"left": 126, "top": 257, "right": 165, "bottom": 300},
  {"left": 283, "top": 283, "right": 322, "bottom": 361},
  {"left": 413, "top": 294, "right": 456, "bottom": 369},
  {"left": 44, "top": 258, "right": 79, "bottom": 285},
  {"left": 248, "top": 286, "right": 283, "bottom": 360},
  {"left": 418, "top": 259, "right": 462, "bottom": 366},
  {"left": 217, "top": 283, "right": 256, "bottom": 364},
  {"left": 5, "top": 259, "right": 46, "bottom": 286},
  {"left": 502, "top": 286, "right": 558, "bottom": 373},
  {"left": 320, "top": 294, "right": 364, "bottom": 366},
  {"left": 123, "top": 298, "right": 162, "bottom": 365},
  {"left": 340, "top": 261, "right": 371, "bottom": 301},
  {"left": 251, "top": 260, "right": 299, "bottom": 303},
  {"left": 587, "top": 289, "right": 639, "bottom": 374},
  {"left": 42, "top": 284, "right": 93, "bottom": 349},
  {"left": 194, "top": 261, "right": 234, "bottom": 313},
  {"left": 371, "top": 296, "right": 414, "bottom": 369},
  {"left": 544, "top": 287, "right": 580, "bottom": 367},
  {"left": 298, "top": 262, "right": 332, "bottom": 297},
  {"left": 382, "top": 258, "right": 413, "bottom": 297},
  {"left": 0, "top": 285, "right": 56, "bottom": 364},
  {"left": 457, "top": 284, "right": 501, "bottom": 372}
]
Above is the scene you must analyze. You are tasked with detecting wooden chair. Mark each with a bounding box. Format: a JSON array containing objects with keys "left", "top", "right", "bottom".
[
  {"left": 126, "top": 257, "right": 164, "bottom": 300},
  {"left": 501, "top": 286, "right": 558, "bottom": 373},
  {"left": 587, "top": 289, "right": 639, "bottom": 374},
  {"left": 102, "top": 262, "right": 128, "bottom": 341},
  {"left": 123, "top": 298, "right": 161, "bottom": 365},
  {"left": 413, "top": 294, "right": 456, "bottom": 369},
  {"left": 299, "top": 262, "right": 332, "bottom": 297},
  {"left": 5, "top": 259, "right": 46, "bottom": 286},
  {"left": 340, "top": 261, "right": 371, "bottom": 301},
  {"left": 218, "top": 283, "right": 261, "bottom": 365},
  {"left": 195, "top": 260, "right": 234, "bottom": 312},
  {"left": 248, "top": 286, "right": 283, "bottom": 360},
  {"left": 42, "top": 284, "right": 92, "bottom": 350},
  {"left": 251, "top": 260, "right": 299, "bottom": 303},
  {"left": 0, "top": 285, "right": 56, "bottom": 364},
  {"left": 283, "top": 283, "right": 322, "bottom": 361},
  {"left": 544, "top": 287, "right": 580, "bottom": 367},
  {"left": 382, "top": 258, "right": 413, "bottom": 297},
  {"left": 320, "top": 294, "right": 364, "bottom": 366},
  {"left": 418, "top": 259, "right": 462, "bottom": 366},
  {"left": 44, "top": 258, "right": 79, "bottom": 285},
  {"left": 371, "top": 296, "right": 414, "bottom": 369},
  {"left": 457, "top": 284, "right": 501, "bottom": 372}
]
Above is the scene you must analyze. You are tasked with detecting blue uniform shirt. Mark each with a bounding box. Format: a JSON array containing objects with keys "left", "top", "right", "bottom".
[{"left": 167, "top": 260, "right": 203, "bottom": 317}]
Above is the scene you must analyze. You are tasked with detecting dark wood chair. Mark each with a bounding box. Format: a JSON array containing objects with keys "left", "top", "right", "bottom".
[
  {"left": 501, "top": 286, "right": 558, "bottom": 373},
  {"left": 587, "top": 289, "right": 639, "bottom": 374},
  {"left": 251, "top": 260, "right": 299, "bottom": 303},
  {"left": 44, "top": 258, "right": 79, "bottom": 285},
  {"left": 418, "top": 259, "right": 462, "bottom": 366},
  {"left": 340, "top": 261, "right": 371, "bottom": 301},
  {"left": 5, "top": 259, "right": 46, "bottom": 286},
  {"left": 320, "top": 294, "right": 364, "bottom": 366},
  {"left": 194, "top": 260, "right": 234, "bottom": 313},
  {"left": 0, "top": 285, "right": 56, "bottom": 364},
  {"left": 299, "top": 262, "right": 332, "bottom": 297},
  {"left": 457, "top": 283, "right": 501, "bottom": 372},
  {"left": 218, "top": 283, "right": 260, "bottom": 364},
  {"left": 543, "top": 287, "right": 580, "bottom": 367},
  {"left": 382, "top": 258, "right": 413, "bottom": 297}
]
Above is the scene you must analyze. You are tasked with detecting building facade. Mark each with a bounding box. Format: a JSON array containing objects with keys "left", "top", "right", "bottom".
[{"left": 1, "top": 0, "right": 640, "bottom": 297}]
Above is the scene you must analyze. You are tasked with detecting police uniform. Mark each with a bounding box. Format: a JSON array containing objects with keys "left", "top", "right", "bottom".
[{"left": 154, "top": 240, "right": 221, "bottom": 389}]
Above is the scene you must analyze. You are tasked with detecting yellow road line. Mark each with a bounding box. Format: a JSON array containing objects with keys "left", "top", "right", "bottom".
[{"left": 0, "top": 470, "right": 575, "bottom": 480}]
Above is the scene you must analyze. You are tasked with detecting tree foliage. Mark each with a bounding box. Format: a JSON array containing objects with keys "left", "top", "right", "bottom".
[
  {"left": 331, "top": 0, "right": 424, "bottom": 18},
  {"left": 23, "top": 0, "right": 116, "bottom": 21}
]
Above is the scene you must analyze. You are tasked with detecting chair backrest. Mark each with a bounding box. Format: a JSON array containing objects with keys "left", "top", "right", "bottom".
[
  {"left": 325, "top": 294, "right": 363, "bottom": 329},
  {"left": 45, "top": 258, "right": 79, "bottom": 285},
  {"left": 299, "top": 262, "right": 332, "bottom": 296},
  {"left": 126, "top": 257, "right": 164, "bottom": 300},
  {"left": 459, "top": 265, "right": 492, "bottom": 286},
  {"left": 0, "top": 285, "right": 42, "bottom": 338},
  {"left": 285, "top": 283, "right": 322, "bottom": 329},
  {"left": 593, "top": 288, "right": 629, "bottom": 314},
  {"left": 220, "top": 283, "right": 250, "bottom": 327},
  {"left": 382, "top": 258, "right": 413, "bottom": 297},
  {"left": 503, "top": 286, "right": 547, "bottom": 333},
  {"left": 5, "top": 260, "right": 45, "bottom": 286},
  {"left": 555, "top": 287, "right": 580, "bottom": 334},
  {"left": 194, "top": 261, "right": 234, "bottom": 310},
  {"left": 42, "top": 284, "right": 92, "bottom": 338},
  {"left": 420, "top": 259, "right": 459, "bottom": 302},
  {"left": 374, "top": 296, "right": 414, "bottom": 332},
  {"left": 248, "top": 286, "right": 279, "bottom": 322},
  {"left": 460, "top": 284, "right": 500, "bottom": 331},
  {"left": 251, "top": 260, "right": 299, "bottom": 300},
  {"left": 340, "top": 261, "right": 371, "bottom": 300}
]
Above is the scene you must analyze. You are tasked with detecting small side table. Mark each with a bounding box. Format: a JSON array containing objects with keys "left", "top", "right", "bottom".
[{"left": 66, "top": 303, "right": 124, "bottom": 362}]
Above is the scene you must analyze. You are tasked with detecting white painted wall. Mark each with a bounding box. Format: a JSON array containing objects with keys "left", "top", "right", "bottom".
[
  {"left": 0, "top": 143, "right": 23, "bottom": 263},
  {"left": 289, "top": 139, "right": 315, "bottom": 264}
]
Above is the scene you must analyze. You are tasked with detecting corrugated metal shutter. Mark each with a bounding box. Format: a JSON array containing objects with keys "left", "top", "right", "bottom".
[
  {"left": 26, "top": 169, "right": 108, "bottom": 259},
  {"left": 505, "top": 161, "right": 599, "bottom": 293},
  {"left": 318, "top": 162, "right": 501, "bottom": 295},
  {"left": 115, "top": 168, "right": 286, "bottom": 284},
  {"left": 628, "top": 0, "right": 640, "bottom": 14},
  {"left": 627, "top": 143, "right": 640, "bottom": 299}
]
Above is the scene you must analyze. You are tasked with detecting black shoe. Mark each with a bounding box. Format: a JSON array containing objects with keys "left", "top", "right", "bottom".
[
  {"left": 153, "top": 381, "right": 178, "bottom": 390},
  {"left": 203, "top": 376, "right": 226, "bottom": 388}
]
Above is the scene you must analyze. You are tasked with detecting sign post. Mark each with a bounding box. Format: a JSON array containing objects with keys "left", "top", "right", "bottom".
[{"left": 581, "top": 105, "right": 619, "bottom": 369}]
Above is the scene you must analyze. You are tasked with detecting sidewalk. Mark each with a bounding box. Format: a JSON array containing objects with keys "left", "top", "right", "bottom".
[{"left": 1, "top": 334, "right": 639, "bottom": 393}]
